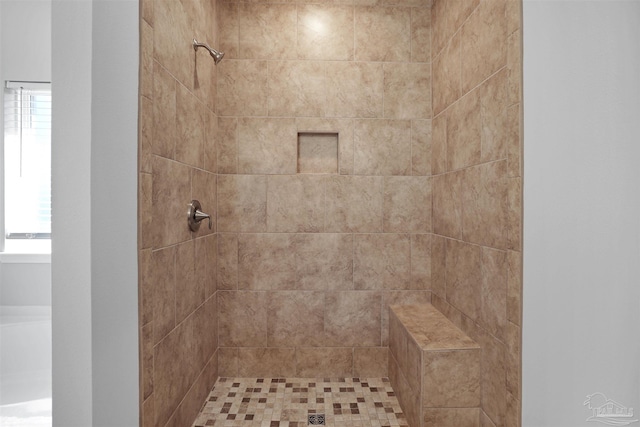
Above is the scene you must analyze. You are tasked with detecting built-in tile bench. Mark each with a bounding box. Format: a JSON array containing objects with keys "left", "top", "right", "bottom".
[{"left": 388, "top": 304, "right": 481, "bottom": 427}]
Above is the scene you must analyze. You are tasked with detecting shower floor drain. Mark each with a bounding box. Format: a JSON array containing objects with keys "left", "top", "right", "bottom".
[{"left": 308, "top": 414, "right": 325, "bottom": 425}]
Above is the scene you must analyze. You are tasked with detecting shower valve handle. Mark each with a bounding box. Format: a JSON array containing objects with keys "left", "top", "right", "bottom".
[{"left": 188, "top": 200, "right": 212, "bottom": 232}]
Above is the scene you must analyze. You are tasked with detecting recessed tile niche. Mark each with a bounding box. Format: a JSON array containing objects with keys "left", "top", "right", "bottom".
[{"left": 297, "top": 132, "right": 339, "bottom": 174}]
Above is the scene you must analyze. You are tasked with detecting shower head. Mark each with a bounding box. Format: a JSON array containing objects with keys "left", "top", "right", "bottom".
[{"left": 193, "top": 38, "right": 224, "bottom": 64}]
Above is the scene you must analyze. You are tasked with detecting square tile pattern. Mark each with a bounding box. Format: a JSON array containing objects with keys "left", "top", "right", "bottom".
[{"left": 193, "top": 377, "right": 408, "bottom": 427}]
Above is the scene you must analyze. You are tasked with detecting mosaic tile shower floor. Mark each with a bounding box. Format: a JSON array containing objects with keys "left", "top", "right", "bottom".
[{"left": 193, "top": 377, "right": 409, "bottom": 427}]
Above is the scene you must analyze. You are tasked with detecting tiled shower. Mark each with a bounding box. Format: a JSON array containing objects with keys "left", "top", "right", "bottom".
[{"left": 138, "top": 0, "right": 523, "bottom": 425}]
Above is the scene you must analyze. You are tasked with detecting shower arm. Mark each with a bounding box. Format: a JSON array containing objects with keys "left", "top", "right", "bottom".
[{"left": 193, "top": 38, "right": 224, "bottom": 64}]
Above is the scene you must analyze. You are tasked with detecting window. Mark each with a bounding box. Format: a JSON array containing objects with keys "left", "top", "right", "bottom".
[{"left": 3, "top": 81, "right": 51, "bottom": 252}]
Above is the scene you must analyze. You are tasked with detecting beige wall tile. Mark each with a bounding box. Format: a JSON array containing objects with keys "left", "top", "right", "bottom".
[
  {"left": 238, "top": 3, "right": 297, "bottom": 60},
  {"left": 389, "top": 351, "right": 421, "bottom": 427},
  {"left": 238, "top": 234, "right": 297, "bottom": 290},
  {"left": 445, "top": 239, "right": 481, "bottom": 321},
  {"left": 354, "top": 119, "right": 412, "bottom": 175},
  {"left": 154, "top": 301, "right": 214, "bottom": 427},
  {"left": 383, "top": 176, "right": 431, "bottom": 233},
  {"left": 140, "top": 96, "right": 153, "bottom": 174},
  {"left": 461, "top": 161, "right": 508, "bottom": 249},
  {"left": 507, "top": 250, "right": 522, "bottom": 325},
  {"left": 480, "top": 69, "right": 508, "bottom": 163},
  {"left": 167, "top": 355, "right": 218, "bottom": 427},
  {"left": 480, "top": 247, "right": 507, "bottom": 342},
  {"left": 140, "top": 21, "right": 154, "bottom": 100},
  {"left": 478, "top": 332, "right": 507, "bottom": 426},
  {"left": 388, "top": 310, "right": 407, "bottom": 364},
  {"left": 139, "top": 249, "right": 153, "bottom": 326},
  {"left": 384, "top": 63, "right": 431, "bottom": 119},
  {"left": 192, "top": 169, "right": 217, "bottom": 236},
  {"left": 324, "top": 291, "right": 382, "bottom": 346},
  {"left": 196, "top": 235, "right": 217, "bottom": 298},
  {"left": 217, "top": 174, "right": 267, "bottom": 232},
  {"left": 268, "top": 61, "right": 327, "bottom": 117},
  {"left": 237, "top": 348, "right": 297, "bottom": 377},
  {"left": 141, "top": 323, "right": 154, "bottom": 400},
  {"left": 294, "top": 234, "right": 353, "bottom": 291},
  {"left": 382, "top": 291, "right": 431, "bottom": 345},
  {"left": 481, "top": 409, "right": 497, "bottom": 427},
  {"left": 423, "top": 349, "right": 480, "bottom": 408},
  {"left": 217, "top": 347, "right": 239, "bottom": 377},
  {"left": 237, "top": 118, "right": 297, "bottom": 174},
  {"left": 411, "top": 234, "right": 432, "bottom": 290},
  {"left": 204, "top": 107, "right": 217, "bottom": 174},
  {"left": 267, "top": 291, "right": 325, "bottom": 346},
  {"left": 358, "top": 0, "right": 432, "bottom": 7},
  {"left": 141, "top": 395, "right": 154, "bottom": 427},
  {"left": 218, "top": 2, "right": 239, "bottom": 59},
  {"left": 199, "top": 297, "right": 218, "bottom": 365},
  {"left": 141, "top": 0, "right": 153, "bottom": 26},
  {"left": 355, "top": 6, "right": 411, "bottom": 62},
  {"left": 152, "top": 246, "right": 176, "bottom": 344},
  {"left": 507, "top": 103, "right": 522, "bottom": 178},
  {"left": 412, "top": 119, "right": 432, "bottom": 176},
  {"left": 176, "top": 82, "right": 204, "bottom": 168},
  {"left": 449, "top": 0, "right": 479, "bottom": 31},
  {"left": 461, "top": 0, "right": 507, "bottom": 93},
  {"left": 433, "top": 171, "right": 463, "bottom": 239},
  {"left": 326, "top": 62, "right": 384, "bottom": 118},
  {"left": 267, "top": 175, "right": 325, "bottom": 232},
  {"left": 432, "top": 34, "right": 461, "bottom": 116},
  {"left": 176, "top": 241, "right": 205, "bottom": 324},
  {"left": 154, "top": 325, "right": 187, "bottom": 426},
  {"left": 218, "top": 291, "right": 268, "bottom": 347},
  {"left": 447, "top": 90, "right": 481, "bottom": 171},
  {"left": 431, "top": 235, "right": 446, "bottom": 298},
  {"left": 354, "top": 233, "right": 411, "bottom": 290},
  {"left": 507, "top": 29, "right": 522, "bottom": 107},
  {"left": 152, "top": 63, "right": 176, "bottom": 160},
  {"left": 297, "top": 5, "right": 355, "bottom": 61},
  {"left": 139, "top": 173, "right": 153, "bottom": 250},
  {"left": 506, "top": 392, "right": 521, "bottom": 427},
  {"left": 424, "top": 408, "right": 480, "bottom": 427},
  {"left": 217, "top": 233, "right": 238, "bottom": 290},
  {"left": 430, "top": 0, "right": 448, "bottom": 58},
  {"left": 431, "top": 113, "right": 447, "bottom": 175},
  {"left": 325, "top": 176, "right": 383, "bottom": 232},
  {"left": 411, "top": 7, "right": 431, "bottom": 62},
  {"left": 153, "top": 0, "right": 194, "bottom": 90},
  {"left": 151, "top": 156, "right": 191, "bottom": 247},
  {"left": 217, "top": 60, "right": 268, "bottom": 116},
  {"left": 506, "top": 321, "right": 521, "bottom": 399},
  {"left": 506, "top": 0, "right": 521, "bottom": 36},
  {"left": 296, "top": 348, "right": 353, "bottom": 377},
  {"left": 405, "top": 338, "right": 422, "bottom": 393},
  {"left": 354, "top": 347, "right": 388, "bottom": 377},
  {"left": 217, "top": 117, "right": 238, "bottom": 174},
  {"left": 507, "top": 177, "right": 522, "bottom": 251}
]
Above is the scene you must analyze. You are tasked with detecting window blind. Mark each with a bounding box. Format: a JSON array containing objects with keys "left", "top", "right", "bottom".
[{"left": 4, "top": 81, "right": 52, "bottom": 239}]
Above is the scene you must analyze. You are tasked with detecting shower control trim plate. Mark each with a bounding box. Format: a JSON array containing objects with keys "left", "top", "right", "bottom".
[{"left": 187, "top": 199, "right": 212, "bottom": 232}]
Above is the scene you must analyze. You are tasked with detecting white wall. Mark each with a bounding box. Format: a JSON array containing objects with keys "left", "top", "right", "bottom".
[
  {"left": 1, "top": 255, "right": 51, "bottom": 305},
  {"left": 0, "top": 0, "right": 52, "bottom": 82},
  {"left": 52, "top": 0, "right": 139, "bottom": 425},
  {"left": 90, "top": 0, "right": 139, "bottom": 425},
  {"left": 51, "top": 0, "right": 93, "bottom": 424},
  {"left": 523, "top": 1, "right": 640, "bottom": 426}
]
